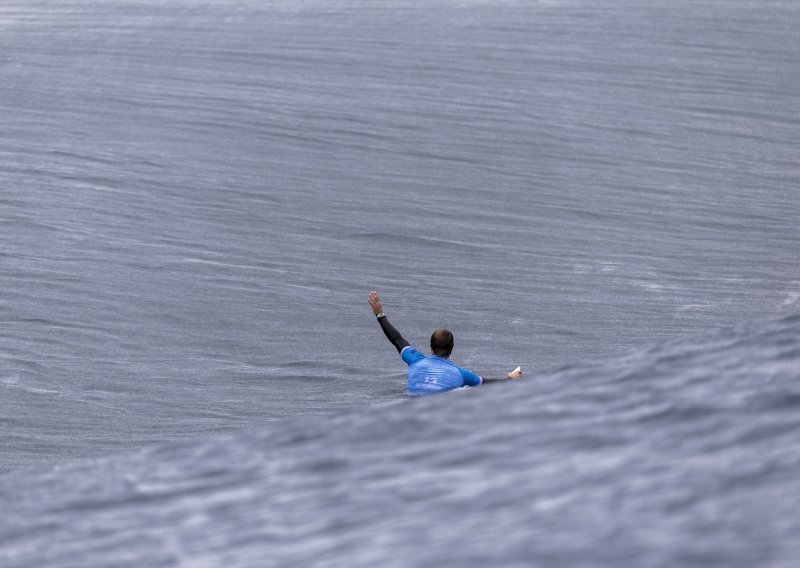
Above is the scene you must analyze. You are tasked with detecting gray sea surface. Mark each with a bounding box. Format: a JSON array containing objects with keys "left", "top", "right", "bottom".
[
  {"left": 2, "top": 315, "right": 800, "bottom": 567},
  {"left": 1, "top": 0, "right": 799, "bottom": 565}
]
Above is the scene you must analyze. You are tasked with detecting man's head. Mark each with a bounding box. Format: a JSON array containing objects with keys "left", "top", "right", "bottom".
[{"left": 430, "top": 328, "right": 454, "bottom": 358}]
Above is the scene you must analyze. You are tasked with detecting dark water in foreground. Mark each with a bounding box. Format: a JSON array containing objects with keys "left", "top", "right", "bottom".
[
  {"left": 2, "top": 315, "right": 799, "bottom": 567},
  {"left": 1, "top": 0, "right": 799, "bottom": 565}
]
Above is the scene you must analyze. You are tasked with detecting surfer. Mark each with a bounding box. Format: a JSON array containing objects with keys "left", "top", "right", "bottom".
[{"left": 369, "top": 290, "right": 523, "bottom": 395}]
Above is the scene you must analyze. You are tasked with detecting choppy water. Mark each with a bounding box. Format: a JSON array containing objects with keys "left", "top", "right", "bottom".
[
  {"left": 3, "top": 315, "right": 800, "bottom": 567},
  {"left": 1, "top": 0, "right": 799, "bottom": 565}
]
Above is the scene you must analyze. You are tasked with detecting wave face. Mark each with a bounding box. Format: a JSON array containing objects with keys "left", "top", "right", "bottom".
[
  {"left": 1, "top": 0, "right": 799, "bottom": 565},
  {"left": 1, "top": 0, "right": 798, "bottom": 473},
  {"left": 2, "top": 315, "right": 799, "bottom": 567}
]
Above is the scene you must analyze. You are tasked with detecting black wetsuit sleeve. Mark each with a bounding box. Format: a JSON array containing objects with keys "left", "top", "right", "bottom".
[{"left": 377, "top": 315, "right": 410, "bottom": 353}]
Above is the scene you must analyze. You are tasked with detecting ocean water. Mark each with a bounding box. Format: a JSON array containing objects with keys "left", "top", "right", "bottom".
[
  {"left": 1, "top": 0, "right": 798, "bottom": 565},
  {"left": 2, "top": 315, "right": 799, "bottom": 567}
]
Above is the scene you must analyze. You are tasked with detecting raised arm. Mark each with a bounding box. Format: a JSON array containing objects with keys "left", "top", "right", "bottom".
[{"left": 369, "top": 290, "right": 410, "bottom": 353}]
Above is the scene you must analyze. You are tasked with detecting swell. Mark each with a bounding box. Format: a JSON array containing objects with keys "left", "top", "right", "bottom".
[{"left": 1, "top": 314, "right": 798, "bottom": 567}]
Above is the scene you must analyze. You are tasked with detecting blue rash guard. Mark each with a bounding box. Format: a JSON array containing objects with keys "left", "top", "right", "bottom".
[{"left": 401, "top": 345, "right": 483, "bottom": 395}]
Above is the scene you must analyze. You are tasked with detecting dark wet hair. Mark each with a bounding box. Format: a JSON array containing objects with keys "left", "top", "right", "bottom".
[{"left": 430, "top": 328, "right": 454, "bottom": 357}]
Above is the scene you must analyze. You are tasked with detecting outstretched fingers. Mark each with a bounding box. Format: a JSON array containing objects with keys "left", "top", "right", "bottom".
[{"left": 368, "top": 290, "right": 383, "bottom": 315}]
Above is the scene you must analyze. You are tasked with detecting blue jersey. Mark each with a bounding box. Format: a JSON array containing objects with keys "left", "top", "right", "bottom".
[{"left": 401, "top": 346, "right": 483, "bottom": 395}]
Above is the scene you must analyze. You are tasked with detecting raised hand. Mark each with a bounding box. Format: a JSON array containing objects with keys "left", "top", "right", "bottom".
[{"left": 368, "top": 290, "right": 384, "bottom": 316}]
